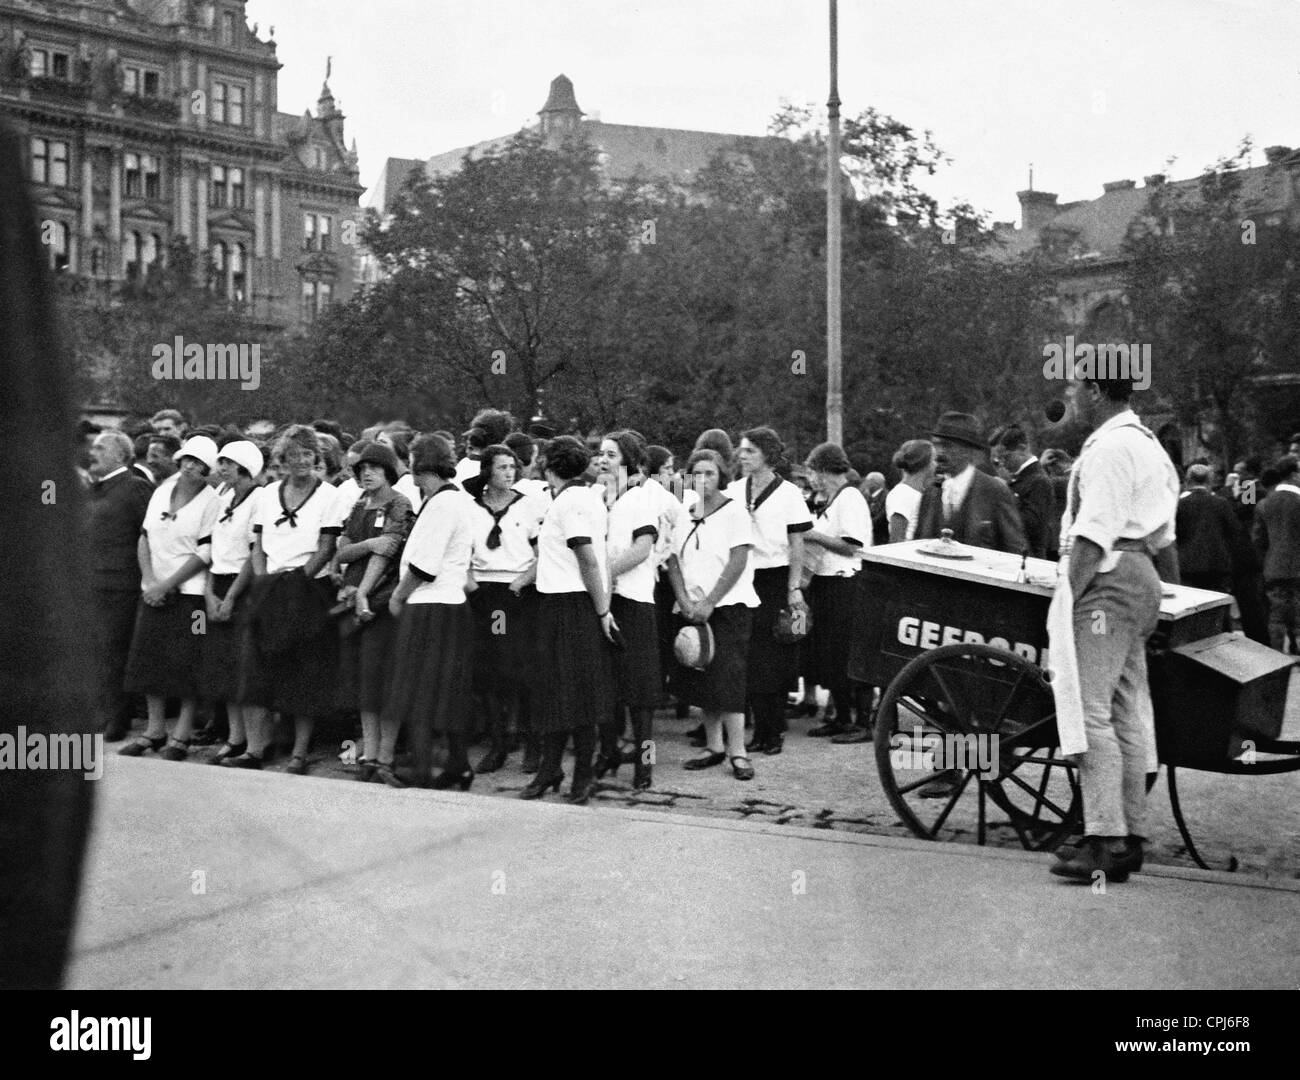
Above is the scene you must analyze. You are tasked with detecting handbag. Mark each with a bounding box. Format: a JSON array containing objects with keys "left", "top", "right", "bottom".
[{"left": 773, "top": 605, "right": 812, "bottom": 644}]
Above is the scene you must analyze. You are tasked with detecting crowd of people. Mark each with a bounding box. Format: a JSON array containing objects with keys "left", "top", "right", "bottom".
[{"left": 81, "top": 402, "right": 1300, "bottom": 802}]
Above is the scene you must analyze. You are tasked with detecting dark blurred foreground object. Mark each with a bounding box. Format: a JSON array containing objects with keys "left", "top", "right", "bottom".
[{"left": 0, "top": 122, "right": 96, "bottom": 989}]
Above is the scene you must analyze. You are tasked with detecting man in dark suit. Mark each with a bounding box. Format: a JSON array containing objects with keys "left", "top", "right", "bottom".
[
  {"left": 88, "top": 429, "right": 153, "bottom": 740},
  {"left": 1252, "top": 456, "right": 1300, "bottom": 653},
  {"left": 991, "top": 425, "right": 1058, "bottom": 559},
  {"left": 1177, "top": 464, "right": 1247, "bottom": 593},
  {"left": 915, "top": 412, "right": 1027, "bottom": 554}
]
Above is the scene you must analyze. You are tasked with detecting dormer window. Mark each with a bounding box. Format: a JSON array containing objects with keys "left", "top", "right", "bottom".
[
  {"left": 212, "top": 80, "right": 246, "bottom": 126},
  {"left": 222, "top": 12, "right": 237, "bottom": 47},
  {"left": 304, "top": 212, "right": 331, "bottom": 252}
]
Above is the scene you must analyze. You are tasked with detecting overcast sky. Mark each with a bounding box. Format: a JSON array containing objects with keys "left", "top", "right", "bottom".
[{"left": 249, "top": 0, "right": 1300, "bottom": 222}]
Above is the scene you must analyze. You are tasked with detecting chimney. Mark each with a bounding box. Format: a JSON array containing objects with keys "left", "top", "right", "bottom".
[
  {"left": 1143, "top": 173, "right": 1166, "bottom": 187},
  {"left": 1264, "top": 145, "right": 1292, "bottom": 165},
  {"left": 1102, "top": 179, "right": 1136, "bottom": 193},
  {"left": 1017, "top": 189, "right": 1059, "bottom": 231}
]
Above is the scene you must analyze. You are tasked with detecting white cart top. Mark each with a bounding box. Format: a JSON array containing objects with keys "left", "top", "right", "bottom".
[{"left": 863, "top": 541, "right": 1232, "bottom": 621}]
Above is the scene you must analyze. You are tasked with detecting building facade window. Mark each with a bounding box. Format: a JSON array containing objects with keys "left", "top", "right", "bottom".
[
  {"left": 210, "top": 165, "right": 246, "bottom": 209},
  {"left": 47, "top": 221, "right": 71, "bottom": 272},
  {"left": 212, "top": 81, "right": 246, "bottom": 126},
  {"left": 31, "top": 137, "right": 69, "bottom": 187},
  {"left": 303, "top": 212, "right": 331, "bottom": 251},
  {"left": 124, "top": 66, "right": 161, "bottom": 97},
  {"left": 301, "top": 280, "right": 333, "bottom": 322},
  {"left": 222, "top": 12, "right": 237, "bottom": 47},
  {"left": 30, "top": 48, "right": 71, "bottom": 80},
  {"left": 125, "top": 153, "right": 160, "bottom": 199},
  {"left": 212, "top": 240, "right": 248, "bottom": 302}
]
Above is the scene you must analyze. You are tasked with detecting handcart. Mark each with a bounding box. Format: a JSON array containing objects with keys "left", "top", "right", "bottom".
[{"left": 848, "top": 540, "right": 1300, "bottom": 869}]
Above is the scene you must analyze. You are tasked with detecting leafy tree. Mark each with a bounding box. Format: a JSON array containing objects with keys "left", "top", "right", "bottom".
[{"left": 1123, "top": 140, "right": 1300, "bottom": 465}]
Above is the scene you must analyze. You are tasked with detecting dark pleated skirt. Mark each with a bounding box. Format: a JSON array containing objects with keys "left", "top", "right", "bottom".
[
  {"left": 337, "top": 610, "right": 397, "bottom": 714},
  {"left": 238, "top": 575, "right": 339, "bottom": 716},
  {"left": 383, "top": 602, "right": 476, "bottom": 735},
  {"left": 809, "top": 573, "right": 857, "bottom": 688},
  {"left": 610, "top": 594, "right": 661, "bottom": 707},
  {"left": 746, "top": 566, "right": 800, "bottom": 696},
  {"left": 673, "top": 604, "right": 752, "bottom": 714},
  {"left": 531, "top": 591, "right": 615, "bottom": 734},
  {"left": 469, "top": 581, "right": 529, "bottom": 693},
  {"left": 123, "top": 593, "right": 205, "bottom": 698},
  {"left": 654, "top": 573, "right": 677, "bottom": 685},
  {"left": 201, "top": 573, "right": 245, "bottom": 703}
]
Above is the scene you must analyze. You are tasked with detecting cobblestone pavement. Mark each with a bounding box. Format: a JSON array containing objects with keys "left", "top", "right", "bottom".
[{"left": 172, "top": 686, "right": 1300, "bottom": 882}]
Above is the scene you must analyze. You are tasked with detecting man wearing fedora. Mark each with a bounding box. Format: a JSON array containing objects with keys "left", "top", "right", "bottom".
[{"left": 915, "top": 412, "right": 1027, "bottom": 555}]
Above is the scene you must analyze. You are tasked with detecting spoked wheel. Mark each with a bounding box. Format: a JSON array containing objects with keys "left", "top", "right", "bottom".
[{"left": 873, "top": 643, "right": 1080, "bottom": 850}]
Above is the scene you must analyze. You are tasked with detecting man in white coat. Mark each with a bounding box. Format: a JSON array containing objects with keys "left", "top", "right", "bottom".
[{"left": 1048, "top": 372, "right": 1180, "bottom": 883}]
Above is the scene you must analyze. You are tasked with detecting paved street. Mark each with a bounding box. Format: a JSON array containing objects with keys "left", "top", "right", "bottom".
[
  {"left": 161, "top": 682, "right": 1300, "bottom": 881},
  {"left": 67, "top": 754, "right": 1299, "bottom": 990}
]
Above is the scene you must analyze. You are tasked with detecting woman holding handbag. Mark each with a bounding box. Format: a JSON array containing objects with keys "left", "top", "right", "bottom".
[
  {"left": 330, "top": 441, "right": 414, "bottom": 781},
  {"left": 802, "top": 442, "right": 873, "bottom": 743},
  {"left": 726, "top": 427, "right": 812, "bottom": 755},
  {"left": 666, "top": 449, "right": 758, "bottom": 781}
]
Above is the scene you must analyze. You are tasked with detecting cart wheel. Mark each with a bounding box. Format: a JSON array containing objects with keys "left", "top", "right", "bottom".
[{"left": 873, "top": 643, "right": 1080, "bottom": 850}]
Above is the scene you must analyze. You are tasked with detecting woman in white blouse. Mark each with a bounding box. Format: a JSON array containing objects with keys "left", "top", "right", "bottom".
[
  {"left": 886, "top": 439, "right": 935, "bottom": 543},
  {"left": 802, "top": 442, "right": 873, "bottom": 742},
  {"left": 521, "top": 436, "right": 617, "bottom": 804},
  {"left": 727, "top": 426, "right": 811, "bottom": 756},
  {"left": 381, "top": 434, "right": 479, "bottom": 789},
  {"left": 596, "top": 431, "right": 661, "bottom": 789},
  {"left": 120, "top": 436, "right": 220, "bottom": 760},
  {"left": 667, "top": 449, "right": 758, "bottom": 780},
  {"left": 464, "top": 443, "right": 547, "bottom": 774},
  {"left": 223, "top": 426, "right": 345, "bottom": 774},
  {"left": 201, "top": 440, "right": 264, "bottom": 764}
]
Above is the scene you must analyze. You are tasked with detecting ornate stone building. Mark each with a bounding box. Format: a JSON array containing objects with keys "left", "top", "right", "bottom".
[{"left": 0, "top": 0, "right": 364, "bottom": 328}]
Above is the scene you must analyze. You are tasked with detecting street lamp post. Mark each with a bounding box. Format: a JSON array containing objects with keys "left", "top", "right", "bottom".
[{"left": 826, "top": 0, "right": 843, "bottom": 445}]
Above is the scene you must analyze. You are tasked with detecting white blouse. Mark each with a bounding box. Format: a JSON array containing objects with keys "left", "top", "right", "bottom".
[
  {"left": 209, "top": 485, "right": 259, "bottom": 576},
  {"left": 885, "top": 483, "right": 922, "bottom": 541},
  {"left": 807, "top": 484, "right": 872, "bottom": 577},
  {"left": 536, "top": 483, "right": 608, "bottom": 595},
  {"left": 395, "top": 473, "right": 422, "bottom": 509},
  {"left": 674, "top": 496, "right": 758, "bottom": 609},
  {"left": 606, "top": 485, "right": 659, "bottom": 604},
  {"left": 400, "top": 484, "right": 475, "bottom": 604},
  {"left": 469, "top": 489, "right": 547, "bottom": 582},
  {"left": 252, "top": 480, "right": 346, "bottom": 577},
  {"left": 644, "top": 476, "right": 690, "bottom": 571},
  {"left": 141, "top": 476, "right": 219, "bottom": 596},
  {"left": 724, "top": 476, "right": 812, "bottom": 569}
]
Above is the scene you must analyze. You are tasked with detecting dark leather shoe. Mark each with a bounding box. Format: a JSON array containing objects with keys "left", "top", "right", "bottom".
[
  {"left": 830, "top": 725, "right": 872, "bottom": 744},
  {"left": 475, "top": 747, "right": 508, "bottom": 774},
  {"left": 917, "top": 770, "right": 960, "bottom": 798},
  {"left": 1050, "top": 836, "right": 1133, "bottom": 883},
  {"left": 219, "top": 751, "right": 263, "bottom": 770},
  {"left": 807, "top": 722, "right": 847, "bottom": 738},
  {"left": 103, "top": 720, "right": 130, "bottom": 743},
  {"left": 683, "top": 750, "right": 727, "bottom": 770},
  {"left": 762, "top": 733, "right": 783, "bottom": 756}
]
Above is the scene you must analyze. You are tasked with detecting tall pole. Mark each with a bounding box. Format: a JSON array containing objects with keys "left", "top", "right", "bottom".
[{"left": 826, "top": 0, "right": 843, "bottom": 445}]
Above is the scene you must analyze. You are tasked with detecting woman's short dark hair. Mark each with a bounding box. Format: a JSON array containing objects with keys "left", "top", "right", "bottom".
[
  {"left": 504, "top": 431, "right": 534, "bottom": 465},
  {"left": 544, "top": 435, "right": 592, "bottom": 481},
  {"left": 275, "top": 424, "right": 321, "bottom": 465},
  {"left": 381, "top": 428, "right": 411, "bottom": 464},
  {"left": 892, "top": 439, "right": 933, "bottom": 475},
  {"left": 686, "top": 448, "right": 732, "bottom": 485},
  {"left": 740, "top": 426, "right": 786, "bottom": 469},
  {"left": 478, "top": 444, "right": 521, "bottom": 484},
  {"left": 602, "top": 430, "right": 644, "bottom": 472},
  {"left": 805, "top": 441, "right": 851, "bottom": 475},
  {"left": 409, "top": 433, "right": 457, "bottom": 480},
  {"left": 469, "top": 409, "right": 516, "bottom": 446},
  {"left": 644, "top": 444, "right": 673, "bottom": 474},
  {"left": 694, "top": 428, "right": 734, "bottom": 460}
]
